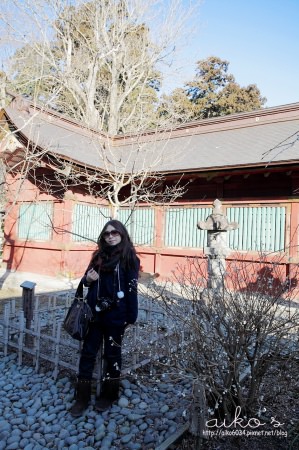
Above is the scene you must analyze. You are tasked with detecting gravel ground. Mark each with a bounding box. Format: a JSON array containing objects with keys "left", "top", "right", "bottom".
[
  {"left": 1, "top": 288, "right": 299, "bottom": 450},
  {"left": 0, "top": 352, "right": 192, "bottom": 450},
  {"left": 3, "top": 351, "right": 298, "bottom": 450}
]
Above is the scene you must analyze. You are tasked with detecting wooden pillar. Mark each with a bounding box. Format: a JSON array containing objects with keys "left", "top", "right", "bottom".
[
  {"left": 289, "top": 201, "right": 299, "bottom": 261},
  {"left": 56, "top": 194, "right": 74, "bottom": 276},
  {"left": 154, "top": 206, "right": 163, "bottom": 276},
  {"left": 288, "top": 201, "right": 299, "bottom": 297}
]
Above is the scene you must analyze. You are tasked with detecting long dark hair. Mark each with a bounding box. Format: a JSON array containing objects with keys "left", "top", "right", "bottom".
[{"left": 88, "top": 220, "right": 138, "bottom": 270}]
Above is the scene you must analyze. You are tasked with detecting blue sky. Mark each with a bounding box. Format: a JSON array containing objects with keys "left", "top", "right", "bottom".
[{"left": 164, "top": 0, "right": 299, "bottom": 108}]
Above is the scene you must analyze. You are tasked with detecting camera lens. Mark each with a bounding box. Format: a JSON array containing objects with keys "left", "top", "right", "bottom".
[{"left": 95, "top": 298, "right": 114, "bottom": 312}]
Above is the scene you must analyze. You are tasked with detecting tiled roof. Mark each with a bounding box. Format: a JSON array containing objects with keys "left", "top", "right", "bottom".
[
  {"left": 129, "top": 118, "right": 299, "bottom": 173},
  {"left": 4, "top": 103, "right": 107, "bottom": 170},
  {"left": 3, "top": 98, "right": 299, "bottom": 174}
]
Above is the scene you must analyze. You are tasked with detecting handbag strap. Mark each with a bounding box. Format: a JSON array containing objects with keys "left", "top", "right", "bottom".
[
  {"left": 96, "top": 273, "right": 101, "bottom": 302},
  {"left": 75, "top": 280, "right": 84, "bottom": 300}
]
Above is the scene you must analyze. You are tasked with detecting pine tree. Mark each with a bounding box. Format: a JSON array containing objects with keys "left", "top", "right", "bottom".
[{"left": 160, "top": 56, "right": 266, "bottom": 122}]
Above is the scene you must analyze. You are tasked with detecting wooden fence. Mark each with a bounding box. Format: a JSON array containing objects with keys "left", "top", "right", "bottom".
[{"left": 0, "top": 291, "right": 184, "bottom": 391}]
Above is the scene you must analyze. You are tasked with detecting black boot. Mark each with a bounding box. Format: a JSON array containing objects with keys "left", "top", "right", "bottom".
[
  {"left": 95, "top": 379, "right": 120, "bottom": 412},
  {"left": 69, "top": 379, "right": 91, "bottom": 418}
]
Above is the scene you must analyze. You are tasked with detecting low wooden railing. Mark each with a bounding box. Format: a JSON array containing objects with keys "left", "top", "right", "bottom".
[{"left": 0, "top": 292, "right": 183, "bottom": 387}]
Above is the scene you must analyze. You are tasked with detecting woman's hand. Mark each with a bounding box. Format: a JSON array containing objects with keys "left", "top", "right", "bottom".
[{"left": 86, "top": 268, "right": 99, "bottom": 283}]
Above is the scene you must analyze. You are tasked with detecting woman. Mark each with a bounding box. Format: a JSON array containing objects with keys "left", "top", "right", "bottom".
[{"left": 70, "top": 220, "right": 140, "bottom": 417}]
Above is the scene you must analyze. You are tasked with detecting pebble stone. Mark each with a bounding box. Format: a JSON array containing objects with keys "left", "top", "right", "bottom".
[{"left": 0, "top": 353, "right": 191, "bottom": 449}]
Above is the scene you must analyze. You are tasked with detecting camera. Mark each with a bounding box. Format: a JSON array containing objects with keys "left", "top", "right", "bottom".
[{"left": 95, "top": 297, "right": 114, "bottom": 312}]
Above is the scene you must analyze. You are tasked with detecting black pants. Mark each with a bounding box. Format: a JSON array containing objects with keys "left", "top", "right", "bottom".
[{"left": 78, "top": 321, "right": 125, "bottom": 380}]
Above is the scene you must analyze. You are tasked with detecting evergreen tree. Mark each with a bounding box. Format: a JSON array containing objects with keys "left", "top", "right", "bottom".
[{"left": 160, "top": 56, "right": 266, "bottom": 122}]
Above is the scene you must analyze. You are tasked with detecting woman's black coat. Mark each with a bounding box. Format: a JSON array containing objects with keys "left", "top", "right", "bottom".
[{"left": 82, "top": 257, "right": 140, "bottom": 328}]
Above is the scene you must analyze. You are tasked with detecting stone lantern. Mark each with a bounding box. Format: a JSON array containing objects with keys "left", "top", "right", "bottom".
[{"left": 197, "top": 199, "right": 238, "bottom": 291}]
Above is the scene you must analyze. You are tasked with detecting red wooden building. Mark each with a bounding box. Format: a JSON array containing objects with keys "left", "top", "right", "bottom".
[{"left": 0, "top": 96, "right": 299, "bottom": 287}]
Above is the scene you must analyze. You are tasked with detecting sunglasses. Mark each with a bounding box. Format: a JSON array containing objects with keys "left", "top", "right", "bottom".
[{"left": 102, "top": 230, "right": 120, "bottom": 238}]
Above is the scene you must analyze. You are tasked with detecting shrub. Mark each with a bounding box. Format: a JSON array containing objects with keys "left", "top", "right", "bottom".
[{"left": 146, "top": 254, "right": 299, "bottom": 435}]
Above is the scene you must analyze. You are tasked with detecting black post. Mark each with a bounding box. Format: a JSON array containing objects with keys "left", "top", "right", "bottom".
[{"left": 20, "top": 281, "right": 36, "bottom": 346}]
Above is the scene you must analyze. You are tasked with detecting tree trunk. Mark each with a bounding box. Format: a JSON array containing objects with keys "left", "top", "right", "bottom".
[
  {"left": 111, "top": 204, "right": 119, "bottom": 219},
  {"left": 108, "top": 59, "right": 120, "bottom": 135},
  {"left": 189, "top": 379, "right": 207, "bottom": 439}
]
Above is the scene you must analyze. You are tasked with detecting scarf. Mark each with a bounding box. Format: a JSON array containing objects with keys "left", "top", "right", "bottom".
[{"left": 98, "top": 243, "right": 122, "bottom": 272}]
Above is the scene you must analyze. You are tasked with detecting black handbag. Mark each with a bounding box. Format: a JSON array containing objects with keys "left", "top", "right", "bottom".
[{"left": 63, "top": 280, "right": 93, "bottom": 341}]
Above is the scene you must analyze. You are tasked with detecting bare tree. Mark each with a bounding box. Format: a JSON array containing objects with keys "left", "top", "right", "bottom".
[
  {"left": 0, "top": 0, "right": 200, "bottom": 223},
  {"left": 0, "top": 94, "right": 188, "bottom": 223},
  {"left": 144, "top": 252, "right": 299, "bottom": 441},
  {"left": 51, "top": 146, "right": 186, "bottom": 218},
  {"left": 1, "top": 0, "right": 200, "bottom": 134}
]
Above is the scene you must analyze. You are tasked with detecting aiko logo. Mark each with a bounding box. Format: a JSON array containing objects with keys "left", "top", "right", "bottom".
[{"left": 205, "top": 406, "right": 284, "bottom": 430}]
